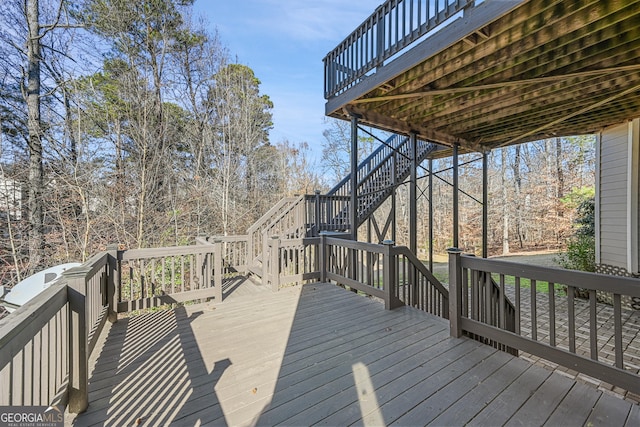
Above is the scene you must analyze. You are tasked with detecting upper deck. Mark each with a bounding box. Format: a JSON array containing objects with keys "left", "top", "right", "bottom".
[{"left": 324, "top": 0, "right": 640, "bottom": 152}]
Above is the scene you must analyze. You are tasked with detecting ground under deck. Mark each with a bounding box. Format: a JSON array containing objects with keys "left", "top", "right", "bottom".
[{"left": 67, "top": 281, "right": 640, "bottom": 426}]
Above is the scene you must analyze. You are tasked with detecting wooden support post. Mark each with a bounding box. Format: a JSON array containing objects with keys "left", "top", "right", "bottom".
[
  {"left": 270, "top": 236, "right": 280, "bottom": 292},
  {"left": 452, "top": 144, "right": 460, "bottom": 248},
  {"left": 409, "top": 132, "right": 417, "bottom": 254},
  {"left": 350, "top": 114, "right": 360, "bottom": 241},
  {"left": 65, "top": 269, "right": 88, "bottom": 413},
  {"left": 392, "top": 151, "right": 397, "bottom": 243},
  {"left": 428, "top": 158, "right": 434, "bottom": 272},
  {"left": 213, "top": 239, "right": 223, "bottom": 303},
  {"left": 319, "top": 233, "right": 327, "bottom": 283},
  {"left": 382, "top": 240, "right": 402, "bottom": 310},
  {"left": 106, "top": 244, "right": 119, "bottom": 323},
  {"left": 448, "top": 248, "right": 463, "bottom": 338},
  {"left": 482, "top": 151, "right": 489, "bottom": 258}
]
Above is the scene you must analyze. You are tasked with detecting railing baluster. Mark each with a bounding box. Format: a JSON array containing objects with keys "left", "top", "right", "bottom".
[
  {"left": 531, "top": 279, "right": 537, "bottom": 340},
  {"left": 515, "top": 276, "right": 521, "bottom": 335},
  {"left": 589, "top": 289, "right": 598, "bottom": 361},
  {"left": 614, "top": 293, "right": 623, "bottom": 369},
  {"left": 499, "top": 274, "right": 505, "bottom": 330},
  {"left": 568, "top": 285, "right": 576, "bottom": 353},
  {"left": 549, "top": 282, "right": 556, "bottom": 347}
]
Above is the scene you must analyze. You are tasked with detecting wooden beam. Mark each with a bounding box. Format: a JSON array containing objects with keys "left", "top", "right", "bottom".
[
  {"left": 386, "top": 4, "right": 640, "bottom": 120},
  {"left": 498, "top": 82, "right": 640, "bottom": 147},
  {"left": 351, "top": 64, "right": 640, "bottom": 105},
  {"left": 423, "top": 72, "right": 640, "bottom": 135},
  {"left": 373, "top": 0, "right": 640, "bottom": 123},
  {"left": 344, "top": 106, "right": 472, "bottom": 148},
  {"left": 367, "top": 0, "right": 589, "bottom": 113}
]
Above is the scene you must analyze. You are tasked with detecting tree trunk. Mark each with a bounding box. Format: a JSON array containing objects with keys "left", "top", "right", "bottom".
[
  {"left": 26, "top": 0, "right": 45, "bottom": 272},
  {"left": 514, "top": 145, "right": 524, "bottom": 249}
]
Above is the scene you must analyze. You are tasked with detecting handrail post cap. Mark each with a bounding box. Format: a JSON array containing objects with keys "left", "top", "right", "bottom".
[
  {"left": 382, "top": 239, "right": 395, "bottom": 246},
  {"left": 446, "top": 247, "right": 463, "bottom": 254}
]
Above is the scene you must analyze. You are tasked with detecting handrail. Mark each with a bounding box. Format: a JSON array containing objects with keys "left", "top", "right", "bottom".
[
  {"left": 394, "top": 246, "right": 447, "bottom": 295},
  {"left": 247, "top": 197, "right": 297, "bottom": 236},
  {"left": 449, "top": 251, "right": 640, "bottom": 395},
  {"left": 324, "top": 0, "right": 472, "bottom": 98},
  {"left": 328, "top": 134, "right": 404, "bottom": 196}
]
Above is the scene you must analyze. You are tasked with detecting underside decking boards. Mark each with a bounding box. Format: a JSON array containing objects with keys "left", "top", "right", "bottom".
[{"left": 68, "top": 280, "right": 638, "bottom": 426}]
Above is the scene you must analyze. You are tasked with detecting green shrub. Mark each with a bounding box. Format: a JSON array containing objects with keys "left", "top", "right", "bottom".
[
  {"left": 556, "top": 234, "right": 595, "bottom": 272},
  {"left": 556, "top": 195, "right": 595, "bottom": 273}
]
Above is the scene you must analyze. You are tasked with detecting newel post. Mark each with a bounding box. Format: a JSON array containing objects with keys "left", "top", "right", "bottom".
[
  {"left": 270, "top": 236, "right": 280, "bottom": 292},
  {"left": 382, "top": 240, "right": 402, "bottom": 310},
  {"left": 106, "top": 244, "right": 120, "bottom": 323},
  {"left": 213, "top": 239, "right": 223, "bottom": 303},
  {"left": 64, "top": 267, "right": 89, "bottom": 413},
  {"left": 448, "top": 247, "right": 463, "bottom": 338}
]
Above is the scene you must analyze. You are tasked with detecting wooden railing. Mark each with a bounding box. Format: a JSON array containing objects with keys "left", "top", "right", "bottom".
[
  {"left": 328, "top": 134, "right": 437, "bottom": 227},
  {"left": 448, "top": 250, "right": 640, "bottom": 395},
  {"left": 0, "top": 283, "right": 70, "bottom": 409},
  {"left": 265, "top": 237, "right": 321, "bottom": 290},
  {"left": 328, "top": 134, "right": 405, "bottom": 197},
  {"left": 0, "top": 241, "right": 248, "bottom": 413},
  {"left": 247, "top": 196, "right": 297, "bottom": 268},
  {"left": 7, "top": 236, "right": 639, "bottom": 413},
  {"left": 308, "top": 193, "right": 351, "bottom": 235},
  {"left": 394, "top": 246, "right": 448, "bottom": 318},
  {"left": 264, "top": 234, "right": 449, "bottom": 316},
  {"left": 0, "top": 252, "right": 113, "bottom": 413},
  {"left": 323, "top": 0, "right": 472, "bottom": 98}
]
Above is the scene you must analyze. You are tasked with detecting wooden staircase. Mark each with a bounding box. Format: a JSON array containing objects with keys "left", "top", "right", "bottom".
[
  {"left": 246, "top": 133, "right": 440, "bottom": 278},
  {"left": 327, "top": 134, "right": 438, "bottom": 228}
]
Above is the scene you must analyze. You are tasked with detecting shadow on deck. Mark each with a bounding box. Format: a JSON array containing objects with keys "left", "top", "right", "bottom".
[{"left": 67, "top": 281, "right": 639, "bottom": 426}]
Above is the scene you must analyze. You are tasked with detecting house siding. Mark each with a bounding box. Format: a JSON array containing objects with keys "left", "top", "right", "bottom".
[{"left": 599, "top": 122, "right": 630, "bottom": 268}]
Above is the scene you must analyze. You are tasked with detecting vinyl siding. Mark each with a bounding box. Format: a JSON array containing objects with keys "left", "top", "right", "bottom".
[{"left": 599, "top": 122, "right": 629, "bottom": 268}]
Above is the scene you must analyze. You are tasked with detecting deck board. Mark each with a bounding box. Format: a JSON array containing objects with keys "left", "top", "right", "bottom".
[{"left": 67, "top": 280, "right": 638, "bottom": 426}]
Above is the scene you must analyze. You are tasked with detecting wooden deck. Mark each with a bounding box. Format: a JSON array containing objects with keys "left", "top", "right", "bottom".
[{"left": 67, "top": 281, "right": 640, "bottom": 426}]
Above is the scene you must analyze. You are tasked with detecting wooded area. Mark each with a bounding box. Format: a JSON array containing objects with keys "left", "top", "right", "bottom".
[
  {"left": 0, "top": 0, "right": 322, "bottom": 286},
  {"left": 0, "top": 0, "right": 594, "bottom": 287}
]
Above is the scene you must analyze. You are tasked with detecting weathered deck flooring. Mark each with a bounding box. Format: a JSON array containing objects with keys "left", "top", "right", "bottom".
[{"left": 67, "top": 281, "right": 640, "bottom": 426}]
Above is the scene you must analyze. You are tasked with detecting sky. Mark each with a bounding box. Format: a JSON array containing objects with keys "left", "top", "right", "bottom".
[{"left": 193, "top": 0, "right": 383, "bottom": 161}]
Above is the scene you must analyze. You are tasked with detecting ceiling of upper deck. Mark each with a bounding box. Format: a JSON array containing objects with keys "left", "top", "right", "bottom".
[{"left": 325, "top": 0, "right": 640, "bottom": 153}]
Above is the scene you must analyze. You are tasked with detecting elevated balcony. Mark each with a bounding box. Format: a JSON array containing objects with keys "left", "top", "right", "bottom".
[{"left": 324, "top": 0, "right": 640, "bottom": 154}]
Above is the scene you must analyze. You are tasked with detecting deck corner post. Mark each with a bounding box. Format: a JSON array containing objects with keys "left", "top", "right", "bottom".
[
  {"left": 270, "top": 236, "right": 281, "bottom": 292},
  {"left": 383, "top": 240, "right": 402, "bottom": 310},
  {"left": 106, "top": 244, "right": 120, "bottom": 323},
  {"left": 213, "top": 239, "right": 223, "bottom": 303},
  {"left": 319, "top": 232, "right": 327, "bottom": 283},
  {"left": 65, "top": 270, "right": 89, "bottom": 414},
  {"left": 447, "top": 247, "right": 463, "bottom": 338}
]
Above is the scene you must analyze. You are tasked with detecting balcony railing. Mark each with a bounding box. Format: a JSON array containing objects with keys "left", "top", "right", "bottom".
[{"left": 323, "top": 0, "right": 473, "bottom": 99}]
